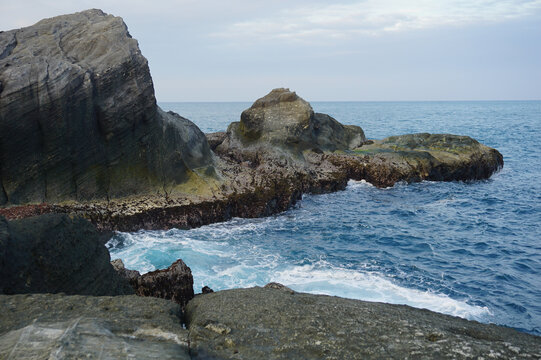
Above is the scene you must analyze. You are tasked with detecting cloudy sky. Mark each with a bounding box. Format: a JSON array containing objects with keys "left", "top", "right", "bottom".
[{"left": 1, "top": 0, "right": 540, "bottom": 101}]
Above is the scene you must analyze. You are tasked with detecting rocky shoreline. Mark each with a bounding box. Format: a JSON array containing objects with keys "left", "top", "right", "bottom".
[{"left": 0, "top": 9, "right": 528, "bottom": 359}]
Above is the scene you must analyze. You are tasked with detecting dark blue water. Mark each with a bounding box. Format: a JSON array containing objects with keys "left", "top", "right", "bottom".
[{"left": 108, "top": 101, "right": 541, "bottom": 335}]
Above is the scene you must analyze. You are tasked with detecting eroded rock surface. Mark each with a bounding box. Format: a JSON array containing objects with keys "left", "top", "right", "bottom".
[
  {"left": 113, "top": 258, "right": 194, "bottom": 309},
  {"left": 221, "top": 88, "right": 365, "bottom": 154},
  {"left": 0, "top": 214, "right": 132, "bottom": 296},
  {"left": 0, "top": 9, "right": 215, "bottom": 205},
  {"left": 0, "top": 294, "right": 189, "bottom": 359},
  {"left": 186, "top": 287, "right": 541, "bottom": 359}
]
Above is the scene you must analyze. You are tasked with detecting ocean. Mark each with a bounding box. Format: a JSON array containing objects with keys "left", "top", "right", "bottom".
[{"left": 107, "top": 100, "right": 541, "bottom": 336}]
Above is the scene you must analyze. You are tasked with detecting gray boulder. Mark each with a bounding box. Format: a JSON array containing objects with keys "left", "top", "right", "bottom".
[
  {"left": 0, "top": 294, "right": 190, "bottom": 359},
  {"left": 221, "top": 88, "right": 365, "bottom": 154},
  {"left": 0, "top": 214, "right": 133, "bottom": 295},
  {"left": 186, "top": 287, "right": 541, "bottom": 359},
  {"left": 0, "top": 9, "right": 215, "bottom": 205}
]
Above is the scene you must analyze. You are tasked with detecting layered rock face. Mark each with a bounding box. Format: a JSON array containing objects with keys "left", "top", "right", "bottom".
[
  {"left": 0, "top": 9, "right": 214, "bottom": 205},
  {"left": 0, "top": 214, "right": 133, "bottom": 295},
  {"left": 221, "top": 88, "right": 365, "bottom": 154},
  {"left": 186, "top": 287, "right": 541, "bottom": 359}
]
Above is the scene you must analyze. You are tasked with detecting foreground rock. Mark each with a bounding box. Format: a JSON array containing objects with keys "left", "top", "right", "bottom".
[
  {"left": 0, "top": 294, "right": 189, "bottom": 359},
  {"left": 0, "top": 214, "right": 132, "bottom": 295},
  {"left": 113, "top": 258, "right": 194, "bottom": 309},
  {"left": 186, "top": 287, "right": 540, "bottom": 359},
  {"left": 0, "top": 9, "right": 215, "bottom": 205}
]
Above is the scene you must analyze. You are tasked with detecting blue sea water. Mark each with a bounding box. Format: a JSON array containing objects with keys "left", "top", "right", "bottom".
[{"left": 108, "top": 101, "right": 541, "bottom": 335}]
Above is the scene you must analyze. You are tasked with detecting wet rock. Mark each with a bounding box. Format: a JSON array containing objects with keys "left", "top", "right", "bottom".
[
  {"left": 111, "top": 258, "right": 141, "bottom": 283},
  {"left": 133, "top": 259, "right": 194, "bottom": 309},
  {"left": 0, "top": 214, "right": 133, "bottom": 296},
  {"left": 0, "top": 293, "right": 190, "bottom": 359},
  {"left": 0, "top": 9, "right": 215, "bottom": 205},
  {"left": 202, "top": 286, "right": 214, "bottom": 294},
  {"left": 345, "top": 133, "right": 504, "bottom": 186},
  {"left": 206, "top": 131, "right": 227, "bottom": 150},
  {"left": 185, "top": 287, "right": 541, "bottom": 359}
]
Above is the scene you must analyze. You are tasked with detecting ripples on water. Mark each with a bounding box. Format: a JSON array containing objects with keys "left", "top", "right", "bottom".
[{"left": 109, "top": 101, "right": 541, "bottom": 335}]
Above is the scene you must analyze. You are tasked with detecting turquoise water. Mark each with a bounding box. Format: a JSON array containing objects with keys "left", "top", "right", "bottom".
[{"left": 108, "top": 101, "right": 541, "bottom": 335}]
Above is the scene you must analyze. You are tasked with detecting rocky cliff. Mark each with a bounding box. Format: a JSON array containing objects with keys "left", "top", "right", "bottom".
[{"left": 0, "top": 9, "right": 215, "bottom": 205}]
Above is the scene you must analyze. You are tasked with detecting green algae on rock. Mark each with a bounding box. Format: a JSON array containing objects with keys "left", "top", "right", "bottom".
[
  {"left": 0, "top": 10, "right": 216, "bottom": 206},
  {"left": 221, "top": 88, "right": 366, "bottom": 154}
]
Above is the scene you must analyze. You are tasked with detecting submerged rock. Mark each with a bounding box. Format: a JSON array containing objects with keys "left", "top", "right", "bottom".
[
  {"left": 185, "top": 287, "right": 541, "bottom": 359},
  {"left": 0, "top": 294, "right": 190, "bottom": 359},
  {"left": 0, "top": 9, "right": 215, "bottom": 205},
  {"left": 0, "top": 214, "right": 133, "bottom": 295}
]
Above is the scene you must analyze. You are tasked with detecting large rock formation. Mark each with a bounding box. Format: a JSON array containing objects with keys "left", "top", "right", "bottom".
[
  {"left": 0, "top": 9, "right": 215, "bottom": 205},
  {"left": 0, "top": 294, "right": 190, "bottom": 359},
  {"left": 220, "top": 88, "right": 365, "bottom": 154},
  {"left": 186, "top": 286, "right": 541, "bottom": 359},
  {"left": 0, "top": 214, "right": 133, "bottom": 295},
  {"left": 0, "top": 9, "right": 504, "bottom": 233}
]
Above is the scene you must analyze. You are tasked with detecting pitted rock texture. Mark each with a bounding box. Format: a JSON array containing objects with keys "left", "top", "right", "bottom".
[
  {"left": 220, "top": 88, "right": 366, "bottom": 153},
  {"left": 0, "top": 294, "right": 190, "bottom": 359},
  {"left": 0, "top": 9, "right": 214, "bottom": 205},
  {"left": 185, "top": 287, "right": 541, "bottom": 359},
  {"left": 113, "top": 258, "right": 194, "bottom": 309},
  {"left": 0, "top": 214, "right": 133, "bottom": 295},
  {"left": 344, "top": 132, "right": 504, "bottom": 187}
]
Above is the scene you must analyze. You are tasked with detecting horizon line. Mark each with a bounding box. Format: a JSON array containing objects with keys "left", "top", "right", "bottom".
[{"left": 158, "top": 99, "right": 541, "bottom": 103}]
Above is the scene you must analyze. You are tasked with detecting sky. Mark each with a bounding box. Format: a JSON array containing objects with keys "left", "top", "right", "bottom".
[{"left": 1, "top": 0, "right": 540, "bottom": 101}]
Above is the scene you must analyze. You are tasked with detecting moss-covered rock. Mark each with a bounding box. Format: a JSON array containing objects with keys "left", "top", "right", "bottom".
[
  {"left": 220, "top": 88, "right": 366, "bottom": 154},
  {"left": 0, "top": 10, "right": 215, "bottom": 205}
]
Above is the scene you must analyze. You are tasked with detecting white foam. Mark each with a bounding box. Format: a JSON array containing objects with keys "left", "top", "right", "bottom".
[
  {"left": 347, "top": 179, "right": 375, "bottom": 189},
  {"left": 108, "top": 221, "right": 492, "bottom": 322},
  {"left": 272, "top": 262, "right": 492, "bottom": 321}
]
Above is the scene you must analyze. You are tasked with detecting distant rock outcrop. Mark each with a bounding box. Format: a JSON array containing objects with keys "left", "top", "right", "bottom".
[
  {"left": 220, "top": 88, "right": 365, "bottom": 154},
  {"left": 0, "top": 214, "right": 133, "bottom": 295},
  {"left": 0, "top": 9, "right": 215, "bottom": 205},
  {"left": 344, "top": 133, "right": 504, "bottom": 186}
]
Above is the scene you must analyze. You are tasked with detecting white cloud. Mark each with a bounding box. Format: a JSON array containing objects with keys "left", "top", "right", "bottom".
[{"left": 212, "top": 0, "right": 541, "bottom": 42}]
